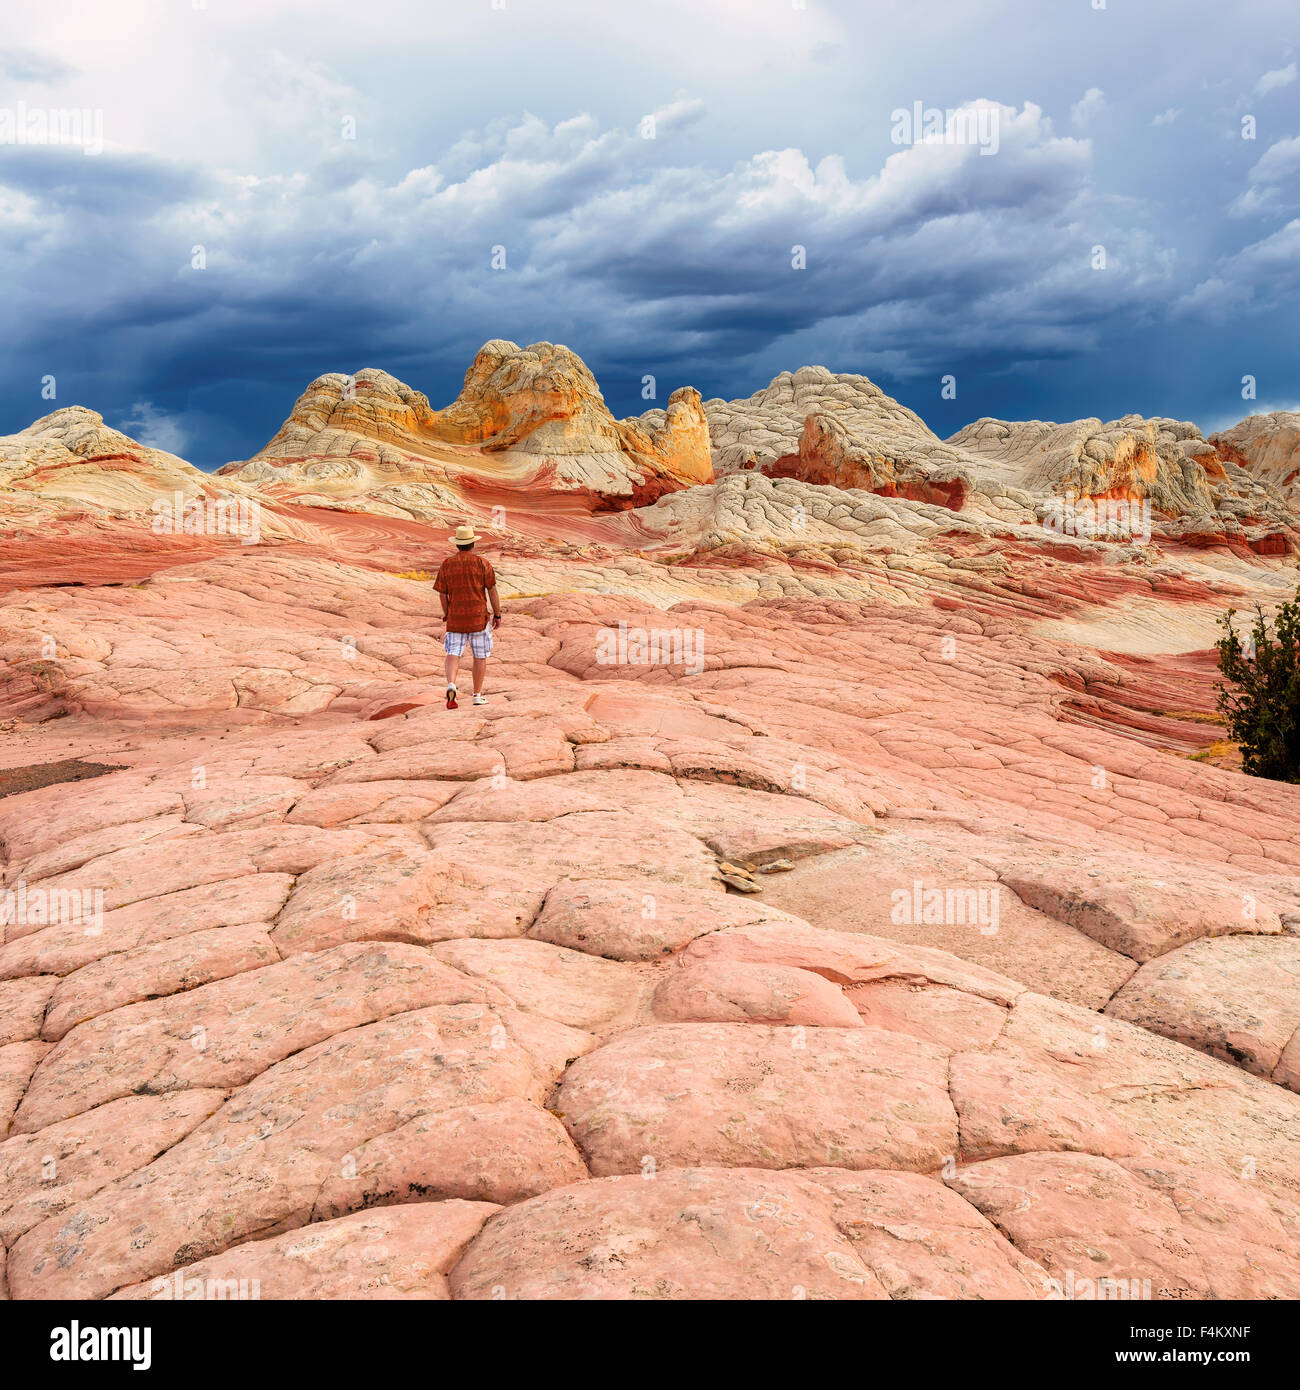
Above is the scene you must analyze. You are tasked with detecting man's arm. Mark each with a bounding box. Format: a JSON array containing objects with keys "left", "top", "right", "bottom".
[
  {"left": 488, "top": 584, "right": 502, "bottom": 625},
  {"left": 433, "top": 564, "right": 449, "bottom": 623}
]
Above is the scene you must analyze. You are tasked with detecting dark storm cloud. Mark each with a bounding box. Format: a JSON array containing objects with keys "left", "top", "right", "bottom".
[
  {"left": 0, "top": 146, "right": 207, "bottom": 213},
  {"left": 0, "top": 0, "right": 1297, "bottom": 465}
]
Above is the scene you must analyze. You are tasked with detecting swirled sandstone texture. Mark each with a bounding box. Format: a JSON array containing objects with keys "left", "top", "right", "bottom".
[
  {"left": 217, "top": 341, "right": 712, "bottom": 516},
  {"left": 1, "top": 347, "right": 1299, "bottom": 1300},
  {"left": 1210, "top": 412, "right": 1300, "bottom": 507}
]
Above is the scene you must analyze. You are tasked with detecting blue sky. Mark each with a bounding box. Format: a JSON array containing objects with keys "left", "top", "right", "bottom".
[{"left": 0, "top": 0, "right": 1297, "bottom": 469}]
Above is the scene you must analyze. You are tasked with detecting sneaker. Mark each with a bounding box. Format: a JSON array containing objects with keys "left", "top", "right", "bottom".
[
  {"left": 445, "top": 684, "right": 458, "bottom": 709},
  {"left": 473, "top": 693, "right": 488, "bottom": 706}
]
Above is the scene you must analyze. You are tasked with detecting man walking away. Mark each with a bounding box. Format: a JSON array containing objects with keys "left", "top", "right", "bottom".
[{"left": 434, "top": 523, "right": 502, "bottom": 709}]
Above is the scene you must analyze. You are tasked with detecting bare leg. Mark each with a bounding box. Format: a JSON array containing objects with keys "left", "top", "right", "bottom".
[
  {"left": 445, "top": 652, "right": 460, "bottom": 687},
  {"left": 472, "top": 657, "right": 487, "bottom": 695}
]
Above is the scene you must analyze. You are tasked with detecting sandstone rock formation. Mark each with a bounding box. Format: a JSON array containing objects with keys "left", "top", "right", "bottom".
[
  {"left": 950, "top": 414, "right": 1296, "bottom": 553},
  {"left": 218, "top": 341, "right": 713, "bottom": 516},
  {"left": 704, "top": 367, "right": 977, "bottom": 509},
  {"left": 705, "top": 366, "right": 947, "bottom": 474},
  {"left": 950, "top": 415, "right": 1217, "bottom": 509},
  {"left": 768, "top": 410, "right": 971, "bottom": 510},
  {"left": 0, "top": 407, "right": 259, "bottom": 526},
  {"left": 1210, "top": 411, "right": 1300, "bottom": 506},
  {"left": 0, "top": 347, "right": 715, "bottom": 588},
  {"left": 702, "top": 366, "right": 1297, "bottom": 555},
  {"left": 2, "top": 349, "right": 1299, "bottom": 1302},
  {"left": 0, "top": 407, "right": 298, "bottom": 590}
]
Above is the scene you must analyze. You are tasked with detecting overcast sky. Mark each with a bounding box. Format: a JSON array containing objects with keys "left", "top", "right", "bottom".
[{"left": 1, "top": 0, "right": 1297, "bottom": 468}]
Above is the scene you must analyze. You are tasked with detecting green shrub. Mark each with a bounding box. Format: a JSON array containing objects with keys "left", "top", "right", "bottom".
[{"left": 1215, "top": 589, "right": 1300, "bottom": 783}]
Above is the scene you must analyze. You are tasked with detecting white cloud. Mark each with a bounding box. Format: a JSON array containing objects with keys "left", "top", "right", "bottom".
[
  {"left": 0, "top": 187, "right": 39, "bottom": 227},
  {"left": 187, "top": 102, "right": 1158, "bottom": 380},
  {"left": 0, "top": 47, "right": 75, "bottom": 83},
  {"left": 1071, "top": 87, "right": 1107, "bottom": 128},
  {"left": 647, "top": 97, "right": 707, "bottom": 139},
  {"left": 1152, "top": 108, "right": 1182, "bottom": 126},
  {"left": 1255, "top": 62, "right": 1297, "bottom": 96},
  {"left": 117, "top": 401, "right": 189, "bottom": 455},
  {"left": 1178, "top": 220, "right": 1300, "bottom": 319},
  {"left": 1248, "top": 135, "right": 1300, "bottom": 184},
  {"left": 1230, "top": 135, "right": 1300, "bottom": 217}
]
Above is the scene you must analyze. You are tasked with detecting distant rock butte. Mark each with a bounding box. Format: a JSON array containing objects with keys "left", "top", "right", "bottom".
[
  {"left": 950, "top": 414, "right": 1296, "bottom": 554},
  {"left": 4, "top": 349, "right": 1296, "bottom": 551},
  {"left": 1210, "top": 411, "right": 1300, "bottom": 507},
  {"left": 217, "top": 341, "right": 713, "bottom": 514},
  {"left": 768, "top": 410, "right": 970, "bottom": 511},
  {"left": 1, "top": 406, "right": 226, "bottom": 519}
]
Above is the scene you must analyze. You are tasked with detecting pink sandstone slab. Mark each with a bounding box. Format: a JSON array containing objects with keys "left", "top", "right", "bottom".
[
  {"left": 1105, "top": 935, "right": 1300, "bottom": 1086},
  {"left": 111, "top": 1201, "right": 499, "bottom": 1300},
  {"left": 0, "top": 873, "right": 295, "bottom": 980},
  {"left": 994, "top": 848, "right": 1295, "bottom": 961},
  {"left": 19, "top": 824, "right": 417, "bottom": 919},
  {"left": 9, "top": 1002, "right": 592, "bottom": 1299},
  {"left": 449, "top": 1166, "right": 1047, "bottom": 1300},
  {"left": 948, "top": 1150, "right": 1300, "bottom": 1300},
  {"left": 271, "top": 848, "right": 545, "bottom": 954},
  {"left": 0, "top": 975, "right": 57, "bottom": 1044},
  {"left": 949, "top": 1051, "right": 1146, "bottom": 1161},
  {"left": 554, "top": 1022, "right": 957, "bottom": 1176},
  {"left": 0, "top": 1041, "right": 49, "bottom": 1137},
  {"left": 650, "top": 959, "right": 865, "bottom": 1028},
  {"left": 528, "top": 877, "right": 805, "bottom": 962},
  {"left": 284, "top": 778, "right": 465, "bottom": 826},
  {"left": 756, "top": 840, "right": 1134, "bottom": 1007},
  {"left": 0, "top": 1089, "right": 224, "bottom": 1244},
  {"left": 12, "top": 942, "right": 509, "bottom": 1131},
  {"left": 41, "top": 923, "right": 280, "bottom": 1041},
  {"left": 313, "top": 1098, "right": 588, "bottom": 1216},
  {"left": 430, "top": 937, "right": 651, "bottom": 1034}
]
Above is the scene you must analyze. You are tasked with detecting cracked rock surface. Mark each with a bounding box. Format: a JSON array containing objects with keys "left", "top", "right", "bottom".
[
  {"left": 1, "top": 346, "right": 1299, "bottom": 1300},
  {"left": 1, "top": 549, "right": 1298, "bottom": 1301}
]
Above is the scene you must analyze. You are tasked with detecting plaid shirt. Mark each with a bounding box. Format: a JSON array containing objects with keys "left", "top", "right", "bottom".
[{"left": 434, "top": 550, "right": 496, "bottom": 633}]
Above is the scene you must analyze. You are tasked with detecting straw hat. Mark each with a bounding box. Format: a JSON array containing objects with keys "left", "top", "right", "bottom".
[{"left": 452, "top": 523, "right": 479, "bottom": 544}]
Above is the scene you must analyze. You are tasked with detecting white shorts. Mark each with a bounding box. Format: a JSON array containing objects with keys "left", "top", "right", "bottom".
[{"left": 444, "top": 624, "right": 493, "bottom": 658}]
